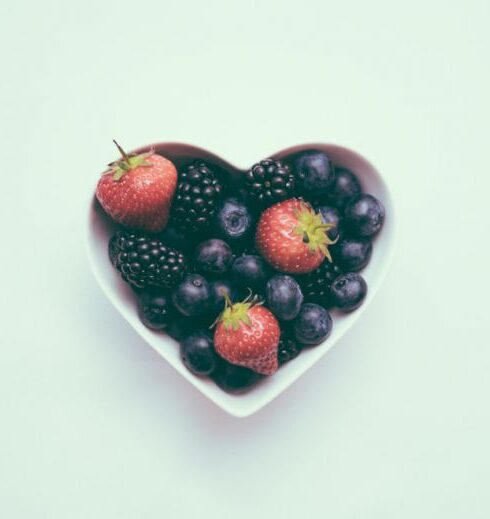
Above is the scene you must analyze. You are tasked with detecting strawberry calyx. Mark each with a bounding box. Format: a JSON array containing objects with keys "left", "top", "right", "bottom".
[
  {"left": 292, "top": 201, "right": 338, "bottom": 262},
  {"left": 217, "top": 292, "right": 260, "bottom": 332},
  {"left": 103, "top": 140, "right": 153, "bottom": 181}
]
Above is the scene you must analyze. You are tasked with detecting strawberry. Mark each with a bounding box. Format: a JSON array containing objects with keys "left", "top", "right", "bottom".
[
  {"left": 96, "top": 141, "right": 177, "bottom": 232},
  {"left": 214, "top": 297, "right": 280, "bottom": 375},
  {"left": 255, "top": 198, "right": 336, "bottom": 274}
]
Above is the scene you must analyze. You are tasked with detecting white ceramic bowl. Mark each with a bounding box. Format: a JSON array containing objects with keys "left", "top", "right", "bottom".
[{"left": 86, "top": 143, "right": 396, "bottom": 417}]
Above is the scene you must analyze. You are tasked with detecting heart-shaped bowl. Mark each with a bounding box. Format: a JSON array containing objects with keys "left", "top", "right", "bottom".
[{"left": 86, "top": 143, "right": 396, "bottom": 417}]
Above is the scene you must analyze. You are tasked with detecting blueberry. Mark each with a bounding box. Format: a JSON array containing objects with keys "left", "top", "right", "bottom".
[
  {"left": 344, "top": 194, "right": 385, "bottom": 237},
  {"left": 211, "top": 358, "right": 263, "bottom": 393},
  {"left": 231, "top": 254, "right": 270, "bottom": 292},
  {"left": 292, "top": 303, "right": 333, "bottom": 346},
  {"left": 316, "top": 205, "right": 342, "bottom": 240},
  {"left": 194, "top": 239, "right": 233, "bottom": 277},
  {"left": 292, "top": 150, "right": 335, "bottom": 197},
  {"left": 209, "top": 279, "right": 238, "bottom": 317},
  {"left": 180, "top": 331, "right": 218, "bottom": 376},
  {"left": 265, "top": 275, "right": 303, "bottom": 321},
  {"left": 326, "top": 167, "right": 361, "bottom": 209},
  {"left": 333, "top": 237, "right": 372, "bottom": 272},
  {"left": 172, "top": 274, "right": 212, "bottom": 317},
  {"left": 330, "top": 273, "right": 367, "bottom": 311},
  {"left": 214, "top": 197, "right": 254, "bottom": 245},
  {"left": 137, "top": 288, "right": 175, "bottom": 330}
]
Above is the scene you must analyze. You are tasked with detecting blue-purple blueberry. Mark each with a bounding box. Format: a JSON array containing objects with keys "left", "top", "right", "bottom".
[
  {"left": 333, "top": 237, "right": 372, "bottom": 272},
  {"left": 214, "top": 197, "right": 254, "bottom": 244},
  {"left": 137, "top": 288, "right": 175, "bottom": 330},
  {"left": 326, "top": 167, "right": 361, "bottom": 209},
  {"left": 330, "top": 273, "right": 367, "bottom": 311},
  {"left": 265, "top": 275, "right": 303, "bottom": 321},
  {"left": 211, "top": 358, "right": 263, "bottom": 393},
  {"left": 172, "top": 274, "right": 212, "bottom": 317},
  {"left": 194, "top": 239, "right": 233, "bottom": 276},
  {"left": 231, "top": 254, "right": 271, "bottom": 292},
  {"left": 344, "top": 194, "right": 384, "bottom": 237},
  {"left": 292, "top": 150, "right": 335, "bottom": 197},
  {"left": 180, "top": 331, "right": 218, "bottom": 376},
  {"left": 292, "top": 303, "right": 333, "bottom": 346}
]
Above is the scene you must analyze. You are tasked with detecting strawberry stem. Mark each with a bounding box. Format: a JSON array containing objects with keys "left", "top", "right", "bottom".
[
  {"left": 113, "top": 139, "right": 130, "bottom": 163},
  {"left": 292, "top": 201, "right": 338, "bottom": 261},
  {"left": 104, "top": 141, "right": 154, "bottom": 181},
  {"left": 222, "top": 291, "right": 233, "bottom": 309},
  {"left": 218, "top": 294, "right": 254, "bottom": 331}
]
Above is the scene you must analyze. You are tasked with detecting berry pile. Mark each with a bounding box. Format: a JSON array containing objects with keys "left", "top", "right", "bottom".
[{"left": 96, "top": 144, "right": 385, "bottom": 394}]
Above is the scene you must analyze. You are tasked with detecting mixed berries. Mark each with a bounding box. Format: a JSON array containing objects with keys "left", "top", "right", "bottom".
[{"left": 95, "top": 142, "right": 385, "bottom": 394}]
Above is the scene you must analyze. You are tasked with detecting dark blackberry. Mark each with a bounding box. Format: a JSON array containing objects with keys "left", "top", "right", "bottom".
[
  {"left": 171, "top": 162, "right": 223, "bottom": 233},
  {"left": 108, "top": 234, "right": 119, "bottom": 266},
  {"left": 277, "top": 335, "right": 302, "bottom": 365},
  {"left": 110, "top": 230, "right": 187, "bottom": 290},
  {"left": 245, "top": 159, "right": 295, "bottom": 207},
  {"left": 297, "top": 260, "right": 342, "bottom": 307}
]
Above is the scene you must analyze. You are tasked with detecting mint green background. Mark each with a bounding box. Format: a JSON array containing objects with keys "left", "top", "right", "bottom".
[{"left": 1, "top": 1, "right": 489, "bottom": 518}]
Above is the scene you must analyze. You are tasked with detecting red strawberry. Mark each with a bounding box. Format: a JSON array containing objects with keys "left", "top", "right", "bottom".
[
  {"left": 255, "top": 198, "right": 336, "bottom": 274},
  {"left": 96, "top": 141, "right": 177, "bottom": 232},
  {"left": 214, "top": 297, "right": 280, "bottom": 375}
]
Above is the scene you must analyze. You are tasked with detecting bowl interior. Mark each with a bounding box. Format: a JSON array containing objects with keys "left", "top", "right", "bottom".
[{"left": 86, "top": 143, "right": 396, "bottom": 417}]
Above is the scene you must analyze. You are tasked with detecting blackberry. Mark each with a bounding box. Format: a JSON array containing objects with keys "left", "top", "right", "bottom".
[
  {"left": 171, "top": 162, "right": 223, "bottom": 233},
  {"left": 245, "top": 159, "right": 295, "bottom": 207},
  {"left": 108, "top": 234, "right": 119, "bottom": 266},
  {"left": 110, "top": 230, "right": 187, "bottom": 290},
  {"left": 297, "top": 260, "right": 342, "bottom": 307},
  {"left": 277, "top": 335, "right": 302, "bottom": 365}
]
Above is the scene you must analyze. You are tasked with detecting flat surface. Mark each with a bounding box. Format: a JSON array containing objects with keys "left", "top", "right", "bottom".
[{"left": 1, "top": 1, "right": 489, "bottom": 518}]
